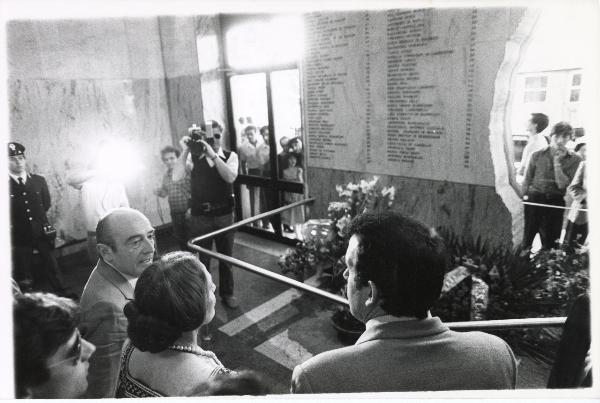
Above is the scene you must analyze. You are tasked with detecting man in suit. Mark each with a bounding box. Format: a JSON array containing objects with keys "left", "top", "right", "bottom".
[
  {"left": 291, "top": 211, "right": 517, "bottom": 393},
  {"left": 79, "top": 207, "right": 156, "bottom": 398},
  {"left": 8, "top": 142, "right": 67, "bottom": 293}
]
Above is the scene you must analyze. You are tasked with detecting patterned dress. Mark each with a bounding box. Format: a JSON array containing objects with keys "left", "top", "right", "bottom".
[{"left": 115, "top": 341, "right": 230, "bottom": 397}]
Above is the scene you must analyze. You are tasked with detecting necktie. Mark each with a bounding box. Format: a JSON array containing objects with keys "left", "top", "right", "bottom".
[{"left": 17, "top": 177, "right": 24, "bottom": 186}]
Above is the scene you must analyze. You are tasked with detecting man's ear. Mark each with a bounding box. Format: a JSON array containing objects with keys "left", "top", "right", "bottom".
[
  {"left": 365, "top": 280, "right": 380, "bottom": 307},
  {"left": 97, "top": 243, "right": 113, "bottom": 262}
]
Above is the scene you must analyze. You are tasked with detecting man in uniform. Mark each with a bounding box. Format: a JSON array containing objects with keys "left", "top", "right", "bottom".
[
  {"left": 174, "top": 120, "right": 240, "bottom": 308},
  {"left": 9, "top": 142, "right": 67, "bottom": 293}
]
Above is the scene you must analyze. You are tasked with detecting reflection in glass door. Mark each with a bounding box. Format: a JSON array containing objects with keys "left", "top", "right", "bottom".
[
  {"left": 228, "top": 69, "right": 304, "bottom": 239},
  {"left": 230, "top": 73, "right": 269, "bottom": 228}
]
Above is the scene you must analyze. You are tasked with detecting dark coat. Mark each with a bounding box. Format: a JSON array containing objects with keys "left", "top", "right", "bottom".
[{"left": 9, "top": 174, "right": 51, "bottom": 246}]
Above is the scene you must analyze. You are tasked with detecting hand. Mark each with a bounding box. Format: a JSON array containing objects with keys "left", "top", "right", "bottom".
[
  {"left": 553, "top": 147, "right": 567, "bottom": 160},
  {"left": 180, "top": 136, "right": 191, "bottom": 151},
  {"left": 200, "top": 140, "right": 217, "bottom": 160}
]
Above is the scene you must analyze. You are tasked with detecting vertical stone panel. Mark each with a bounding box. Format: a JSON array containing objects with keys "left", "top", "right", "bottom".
[
  {"left": 158, "top": 16, "right": 204, "bottom": 144},
  {"left": 7, "top": 18, "right": 179, "bottom": 241},
  {"left": 307, "top": 168, "right": 512, "bottom": 249}
]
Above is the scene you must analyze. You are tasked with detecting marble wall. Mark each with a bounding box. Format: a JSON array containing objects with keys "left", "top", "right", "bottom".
[
  {"left": 7, "top": 17, "right": 202, "bottom": 242},
  {"left": 307, "top": 168, "right": 512, "bottom": 249},
  {"left": 303, "top": 9, "right": 527, "bottom": 248}
]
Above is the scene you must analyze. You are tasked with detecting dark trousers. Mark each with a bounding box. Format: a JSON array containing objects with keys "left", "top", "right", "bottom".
[
  {"left": 12, "top": 239, "right": 65, "bottom": 292},
  {"left": 564, "top": 221, "right": 588, "bottom": 247},
  {"left": 171, "top": 211, "right": 189, "bottom": 250},
  {"left": 523, "top": 193, "right": 565, "bottom": 250},
  {"left": 189, "top": 212, "right": 235, "bottom": 297}
]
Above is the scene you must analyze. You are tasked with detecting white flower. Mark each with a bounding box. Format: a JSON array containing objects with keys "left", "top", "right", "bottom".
[
  {"left": 381, "top": 185, "right": 396, "bottom": 200},
  {"left": 328, "top": 201, "right": 351, "bottom": 212},
  {"left": 359, "top": 179, "right": 369, "bottom": 194},
  {"left": 335, "top": 185, "right": 344, "bottom": 196},
  {"left": 368, "top": 176, "right": 380, "bottom": 187},
  {"left": 346, "top": 182, "right": 359, "bottom": 192}
]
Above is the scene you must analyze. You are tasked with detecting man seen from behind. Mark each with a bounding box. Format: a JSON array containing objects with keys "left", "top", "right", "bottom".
[{"left": 291, "top": 211, "right": 517, "bottom": 393}]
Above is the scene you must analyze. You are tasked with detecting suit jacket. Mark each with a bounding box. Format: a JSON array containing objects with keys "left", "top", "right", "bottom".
[
  {"left": 79, "top": 259, "right": 134, "bottom": 398},
  {"left": 291, "top": 317, "right": 517, "bottom": 393},
  {"left": 547, "top": 293, "right": 592, "bottom": 388},
  {"left": 9, "top": 174, "right": 51, "bottom": 246}
]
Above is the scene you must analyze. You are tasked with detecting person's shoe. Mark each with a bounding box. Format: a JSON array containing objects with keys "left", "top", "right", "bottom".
[{"left": 222, "top": 295, "right": 239, "bottom": 309}]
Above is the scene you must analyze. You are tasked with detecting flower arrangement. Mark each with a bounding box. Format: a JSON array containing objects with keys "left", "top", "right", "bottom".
[{"left": 433, "top": 227, "right": 589, "bottom": 363}]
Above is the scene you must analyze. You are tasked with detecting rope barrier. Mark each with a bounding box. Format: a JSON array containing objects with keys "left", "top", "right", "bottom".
[{"left": 522, "top": 201, "right": 588, "bottom": 212}]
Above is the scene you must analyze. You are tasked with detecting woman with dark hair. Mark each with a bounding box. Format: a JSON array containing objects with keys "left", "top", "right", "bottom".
[{"left": 115, "top": 251, "right": 230, "bottom": 397}]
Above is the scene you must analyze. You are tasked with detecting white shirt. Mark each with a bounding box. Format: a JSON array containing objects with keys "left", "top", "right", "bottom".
[
  {"left": 238, "top": 137, "right": 267, "bottom": 170},
  {"left": 81, "top": 176, "right": 130, "bottom": 231},
  {"left": 187, "top": 148, "right": 239, "bottom": 173},
  {"left": 9, "top": 172, "right": 27, "bottom": 184}
]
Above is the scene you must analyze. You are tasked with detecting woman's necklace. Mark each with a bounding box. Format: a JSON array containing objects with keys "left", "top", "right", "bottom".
[{"left": 167, "top": 344, "right": 212, "bottom": 358}]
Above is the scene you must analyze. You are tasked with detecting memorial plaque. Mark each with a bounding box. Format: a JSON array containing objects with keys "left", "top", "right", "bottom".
[{"left": 303, "top": 9, "right": 521, "bottom": 186}]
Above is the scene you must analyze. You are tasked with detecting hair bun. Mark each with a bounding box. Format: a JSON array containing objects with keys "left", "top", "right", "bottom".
[{"left": 124, "top": 301, "right": 181, "bottom": 353}]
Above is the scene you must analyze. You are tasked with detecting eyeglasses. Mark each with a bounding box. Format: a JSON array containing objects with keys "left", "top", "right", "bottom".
[{"left": 47, "top": 330, "right": 82, "bottom": 368}]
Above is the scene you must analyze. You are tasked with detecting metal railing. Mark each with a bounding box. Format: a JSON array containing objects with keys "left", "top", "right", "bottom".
[{"left": 187, "top": 199, "right": 566, "bottom": 331}]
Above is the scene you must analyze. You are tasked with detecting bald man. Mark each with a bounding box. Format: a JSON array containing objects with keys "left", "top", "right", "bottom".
[{"left": 79, "top": 208, "right": 156, "bottom": 398}]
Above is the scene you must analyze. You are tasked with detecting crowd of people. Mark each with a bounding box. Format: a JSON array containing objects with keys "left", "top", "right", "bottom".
[
  {"left": 237, "top": 122, "right": 306, "bottom": 234},
  {"left": 517, "top": 113, "right": 588, "bottom": 251},
  {"left": 9, "top": 113, "right": 590, "bottom": 397},
  {"left": 13, "top": 207, "right": 526, "bottom": 397}
]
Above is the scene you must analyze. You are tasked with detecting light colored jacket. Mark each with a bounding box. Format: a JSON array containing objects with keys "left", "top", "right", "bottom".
[
  {"left": 79, "top": 260, "right": 134, "bottom": 398},
  {"left": 291, "top": 317, "right": 517, "bottom": 393}
]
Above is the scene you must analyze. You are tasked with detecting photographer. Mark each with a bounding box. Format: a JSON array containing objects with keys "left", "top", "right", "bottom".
[{"left": 173, "top": 120, "right": 240, "bottom": 309}]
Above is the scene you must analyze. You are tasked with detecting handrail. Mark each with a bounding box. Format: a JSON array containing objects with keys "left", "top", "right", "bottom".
[
  {"left": 187, "top": 197, "right": 315, "bottom": 246},
  {"left": 187, "top": 199, "right": 566, "bottom": 331}
]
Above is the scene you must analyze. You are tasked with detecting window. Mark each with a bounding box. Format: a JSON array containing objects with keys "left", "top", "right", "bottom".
[
  {"left": 523, "top": 75, "right": 547, "bottom": 103},
  {"left": 569, "top": 73, "right": 582, "bottom": 102}
]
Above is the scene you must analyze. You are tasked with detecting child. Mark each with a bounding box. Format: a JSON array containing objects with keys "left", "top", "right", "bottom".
[{"left": 282, "top": 154, "right": 305, "bottom": 238}]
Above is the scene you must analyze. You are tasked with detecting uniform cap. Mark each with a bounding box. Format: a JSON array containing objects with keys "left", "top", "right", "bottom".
[{"left": 8, "top": 142, "right": 25, "bottom": 157}]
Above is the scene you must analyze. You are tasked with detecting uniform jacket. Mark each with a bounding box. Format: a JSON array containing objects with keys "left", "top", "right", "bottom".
[
  {"left": 79, "top": 259, "right": 134, "bottom": 398},
  {"left": 9, "top": 174, "right": 51, "bottom": 246},
  {"left": 291, "top": 317, "right": 517, "bottom": 393}
]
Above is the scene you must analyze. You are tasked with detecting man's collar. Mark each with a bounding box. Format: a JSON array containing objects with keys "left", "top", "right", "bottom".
[
  {"left": 102, "top": 259, "right": 137, "bottom": 283},
  {"left": 356, "top": 315, "right": 447, "bottom": 345},
  {"left": 9, "top": 172, "right": 27, "bottom": 183},
  {"left": 365, "top": 314, "right": 425, "bottom": 331}
]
